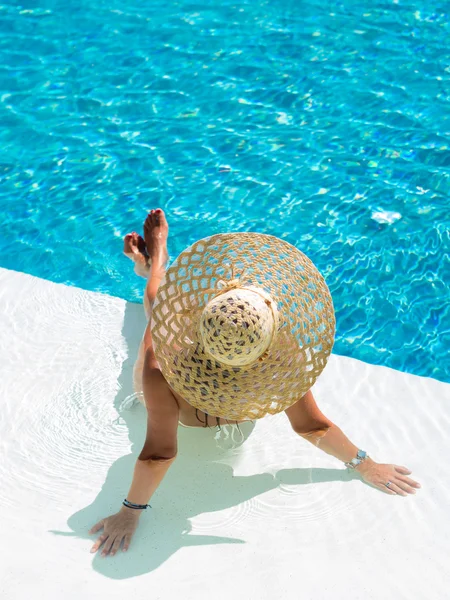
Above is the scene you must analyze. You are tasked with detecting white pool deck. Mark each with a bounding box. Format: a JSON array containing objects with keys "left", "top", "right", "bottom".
[{"left": 1, "top": 267, "right": 449, "bottom": 600}]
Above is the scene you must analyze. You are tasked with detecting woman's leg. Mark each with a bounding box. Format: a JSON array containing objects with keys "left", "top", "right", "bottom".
[
  {"left": 130, "top": 209, "right": 169, "bottom": 397},
  {"left": 128, "top": 211, "right": 246, "bottom": 430},
  {"left": 137, "top": 210, "right": 180, "bottom": 455}
]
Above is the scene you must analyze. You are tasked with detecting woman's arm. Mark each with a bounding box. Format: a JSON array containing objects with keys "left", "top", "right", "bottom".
[
  {"left": 285, "top": 390, "right": 355, "bottom": 460},
  {"left": 124, "top": 264, "right": 179, "bottom": 507},
  {"left": 126, "top": 359, "right": 180, "bottom": 502},
  {"left": 285, "top": 390, "right": 421, "bottom": 496},
  {"left": 90, "top": 353, "right": 179, "bottom": 556}
]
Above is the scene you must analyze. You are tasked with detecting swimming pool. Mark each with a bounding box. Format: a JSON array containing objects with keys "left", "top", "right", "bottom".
[{"left": 1, "top": 0, "right": 449, "bottom": 381}]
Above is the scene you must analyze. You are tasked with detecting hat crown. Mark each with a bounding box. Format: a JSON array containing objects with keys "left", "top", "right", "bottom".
[{"left": 199, "top": 287, "right": 278, "bottom": 367}]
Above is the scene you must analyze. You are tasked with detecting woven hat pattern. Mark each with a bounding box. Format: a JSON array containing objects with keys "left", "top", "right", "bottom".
[
  {"left": 200, "top": 288, "right": 278, "bottom": 367},
  {"left": 152, "top": 233, "right": 335, "bottom": 421}
]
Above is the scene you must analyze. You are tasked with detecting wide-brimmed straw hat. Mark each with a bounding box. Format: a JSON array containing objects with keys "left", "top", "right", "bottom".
[{"left": 151, "top": 233, "right": 335, "bottom": 421}]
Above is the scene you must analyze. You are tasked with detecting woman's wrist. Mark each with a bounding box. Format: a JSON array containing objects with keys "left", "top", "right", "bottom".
[
  {"left": 354, "top": 456, "right": 375, "bottom": 474},
  {"left": 120, "top": 504, "right": 145, "bottom": 518}
]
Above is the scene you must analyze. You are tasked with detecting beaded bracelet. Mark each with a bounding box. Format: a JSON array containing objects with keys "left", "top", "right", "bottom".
[{"left": 123, "top": 499, "right": 152, "bottom": 510}]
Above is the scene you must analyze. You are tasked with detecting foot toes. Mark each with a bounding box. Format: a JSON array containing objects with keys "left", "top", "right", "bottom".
[
  {"left": 128, "top": 232, "right": 141, "bottom": 254},
  {"left": 143, "top": 208, "right": 167, "bottom": 246},
  {"left": 144, "top": 212, "right": 152, "bottom": 229},
  {"left": 123, "top": 233, "right": 134, "bottom": 253}
]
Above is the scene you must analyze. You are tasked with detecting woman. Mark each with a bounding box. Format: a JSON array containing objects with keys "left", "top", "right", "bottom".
[{"left": 89, "top": 209, "right": 421, "bottom": 557}]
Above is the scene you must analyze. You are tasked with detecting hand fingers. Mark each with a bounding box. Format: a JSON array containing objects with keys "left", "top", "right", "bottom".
[
  {"left": 90, "top": 533, "right": 109, "bottom": 553},
  {"left": 89, "top": 520, "right": 104, "bottom": 535},
  {"left": 394, "top": 465, "right": 412, "bottom": 475},
  {"left": 394, "top": 476, "right": 416, "bottom": 494},
  {"left": 388, "top": 482, "right": 408, "bottom": 496},
  {"left": 393, "top": 476, "right": 418, "bottom": 495},
  {"left": 109, "top": 535, "right": 124, "bottom": 557},
  {"left": 379, "top": 482, "right": 397, "bottom": 495},
  {"left": 396, "top": 474, "right": 421, "bottom": 490},
  {"left": 123, "top": 535, "right": 132, "bottom": 552},
  {"left": 102, "top": 535, "right": 117, "bottom": 557}
]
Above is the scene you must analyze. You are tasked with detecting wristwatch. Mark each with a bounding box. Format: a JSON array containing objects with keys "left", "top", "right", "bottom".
[{"left": 345, "top": 449, "right": 368, "bottom": 469}]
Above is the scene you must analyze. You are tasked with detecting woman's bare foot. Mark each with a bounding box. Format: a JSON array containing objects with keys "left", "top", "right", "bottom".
[
  {"left": 123, "top": 232, "right": 150, "bottom": 279},
  {"left": 144, "top": 209, "right": 169, "bottom": 275}
]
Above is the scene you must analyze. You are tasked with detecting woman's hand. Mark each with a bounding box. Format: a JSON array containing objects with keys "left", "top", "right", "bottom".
[
  {"left": 89, "top": 507, "right": 141, "bottom": 556},
  {"left": 355, "top": 459, "right": 421, "bottom": 496}
]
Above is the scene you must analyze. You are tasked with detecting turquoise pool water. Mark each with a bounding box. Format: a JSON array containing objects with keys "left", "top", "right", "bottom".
[{"left": 0, "top": 0, "right": 449, "bottom": 381}]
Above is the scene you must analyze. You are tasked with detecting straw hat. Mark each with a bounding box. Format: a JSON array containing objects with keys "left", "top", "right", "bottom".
[{"left": 151, "top": 233, "right": 335, "bottom": 421}]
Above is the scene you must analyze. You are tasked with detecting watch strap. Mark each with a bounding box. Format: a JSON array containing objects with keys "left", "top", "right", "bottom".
[{"left": 345, "top": 449, "right": 368, "bottom": 469}]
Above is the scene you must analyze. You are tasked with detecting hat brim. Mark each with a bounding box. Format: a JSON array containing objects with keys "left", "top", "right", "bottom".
[{"left": 152, "top": 233, "right": 335, "bottom": 420}]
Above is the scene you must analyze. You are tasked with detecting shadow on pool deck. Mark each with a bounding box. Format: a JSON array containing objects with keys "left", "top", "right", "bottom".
[{"left": 61, "top": 301, "right": 355, "bottom": 580}]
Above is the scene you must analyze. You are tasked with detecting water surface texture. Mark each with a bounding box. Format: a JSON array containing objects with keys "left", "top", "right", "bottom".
[{"left": 0, "top": 0, "right": 449, "bottom": 381}]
